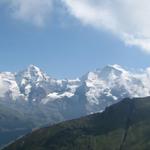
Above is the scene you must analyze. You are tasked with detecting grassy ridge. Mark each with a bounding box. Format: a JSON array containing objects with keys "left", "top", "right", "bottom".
[{"left": 4, "top": 97, "right": 150, "bottom": 150}]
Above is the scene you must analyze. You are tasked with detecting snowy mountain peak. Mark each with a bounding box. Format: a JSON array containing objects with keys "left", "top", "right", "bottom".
[
  {"left": 102, "top": 64, "right": 127, "bottom": 73},
  {"left": 1, "top": 64, "right": 150, "bottom": 113},
  {"left": 96, "top": 64, "right": 128, "bottom": 80},
  {"left": 16, "top": 65, "right": 49, "bottom": 84},
  {"left": 108, "top": 64, "right": 127, "bottom": 72},
  {"left": 27, "top": 64, "right": 48, "bottom": 81},
  {"left": 82, "top": 64, "right": 128, "bottom": 84},
  {"left": 28, "top": 64, "right": 41, "bottom": 72},
  {"left": 1, "top": 64, "right": 150, "bottom": 128}
]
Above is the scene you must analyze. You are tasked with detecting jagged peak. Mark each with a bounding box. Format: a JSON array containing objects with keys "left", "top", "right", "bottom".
[
  {"left": 16, "top": 64, "right": 50, "bottom": 83},
  {"left": 108, "top": 64, "right": 125, "bottom": 70},
  {"left": 28, "top": 64, "right": 41, "bottom": 71},
  {"left": 25, "top": 65, "right": 46, "bottom": 78},
  {"left": 98, "top": 64, "right": 128, "bottom": 76},
  {"left": 103, "top": 64, "right": 127, "bottom": 72}
]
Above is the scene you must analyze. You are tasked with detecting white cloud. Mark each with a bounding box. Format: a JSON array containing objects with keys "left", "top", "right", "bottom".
[
  {"left": 7, "top": 0, "right": 53, "bottom": 27},
  {"left": 62, "top": 0, "right": 150, "bottom": 53},
  {"left": 1, "top": 0, "right": 150, "bottom": 52}
]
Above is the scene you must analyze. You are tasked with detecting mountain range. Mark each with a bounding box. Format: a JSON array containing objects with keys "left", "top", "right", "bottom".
[{"left": 1, "top": 64, "right": 150, "bottom": 147}]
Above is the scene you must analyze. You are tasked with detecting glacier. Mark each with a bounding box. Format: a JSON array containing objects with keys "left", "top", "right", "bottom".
[{"left": 1, "top": 64, "right": 150, "bottom": 125}]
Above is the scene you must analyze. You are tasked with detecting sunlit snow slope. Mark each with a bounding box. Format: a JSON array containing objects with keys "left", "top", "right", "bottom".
[{"left": 1, "top": 64, "right": 150, "bottom": 121}]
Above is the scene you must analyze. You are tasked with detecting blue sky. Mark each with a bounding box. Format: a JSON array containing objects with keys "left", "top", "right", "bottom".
[{"left": 0, "top": 0, "right": 150, "bottom": 78}]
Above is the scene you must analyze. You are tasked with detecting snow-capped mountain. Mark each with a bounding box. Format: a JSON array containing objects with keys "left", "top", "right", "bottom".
[{"left": 1, "top": 64, "right": 150, "bottom": 124}]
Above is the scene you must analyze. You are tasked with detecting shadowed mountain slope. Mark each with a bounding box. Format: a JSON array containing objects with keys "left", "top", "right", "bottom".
[{"left": 3, "top": 97, "right": 150, "bottom": 150}]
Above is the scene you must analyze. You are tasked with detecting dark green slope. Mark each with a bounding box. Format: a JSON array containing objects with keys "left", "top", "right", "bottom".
[{"left": 3, "top": 97, "right": 150, "bottom": 150}]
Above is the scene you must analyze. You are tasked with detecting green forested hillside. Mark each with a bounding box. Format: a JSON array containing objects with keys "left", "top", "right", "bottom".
[{"left": 4, "top": 97, "right": 150, "bottom": 150}]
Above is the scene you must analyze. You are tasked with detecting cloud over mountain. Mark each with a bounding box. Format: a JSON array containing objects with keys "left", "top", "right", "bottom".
[
  {"left": 63, "top": 0, "right": 150, "bottom": 53},
  {"left": 4, "top": 0, "right": 53, "bottom": 27},
  {"left": 1, "top": 0, "right": 150, "bottom": 52}
]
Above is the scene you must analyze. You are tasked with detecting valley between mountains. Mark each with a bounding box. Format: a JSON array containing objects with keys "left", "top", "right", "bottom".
[
  {"left": 3, "top": 97, "right": 150, "bottom": 150},
  {"left": 1, "top": 64, "right": 150, "bottom": 148}
]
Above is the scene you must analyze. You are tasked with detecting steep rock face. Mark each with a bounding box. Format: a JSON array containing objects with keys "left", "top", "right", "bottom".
[{"left": 4, "top": 97, "right": 150, "bottom": 150}]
